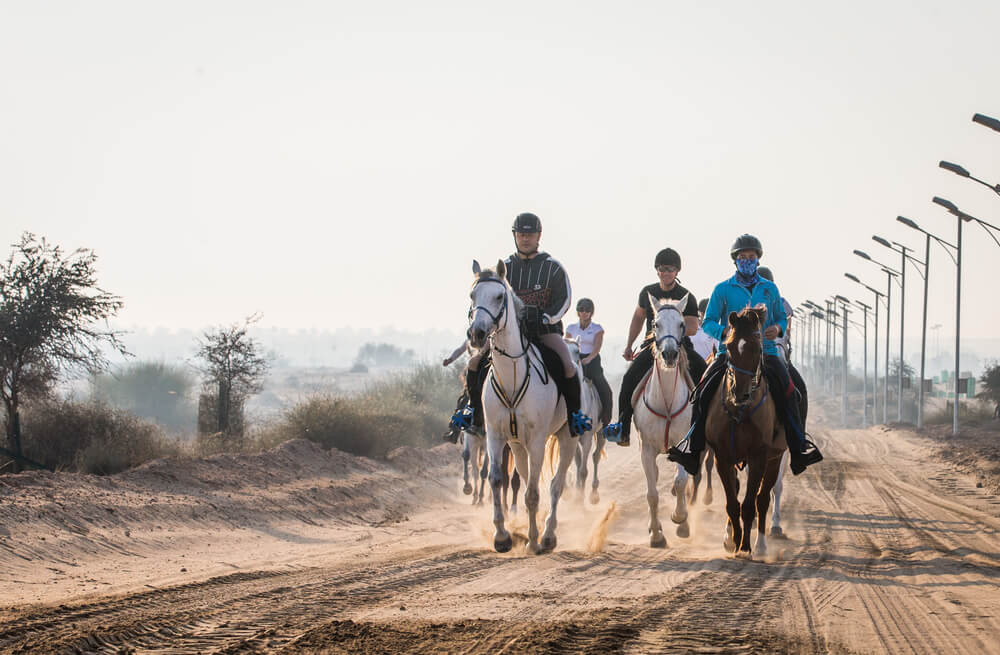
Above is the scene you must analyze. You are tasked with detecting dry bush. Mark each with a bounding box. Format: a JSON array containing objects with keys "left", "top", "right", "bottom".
[
  {"left": 260, "top": 363, "right": 461, "bottom": 459},
  {"left": 19, "top": 399, "right": 179, "bottom": 474},
  {"left": 924, "top": 399, "right": 995, "bottom": 426}
]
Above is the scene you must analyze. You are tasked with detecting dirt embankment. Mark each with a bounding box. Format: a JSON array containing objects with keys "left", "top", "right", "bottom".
[{"left": 0, "top": 439, "right": 455, "bottom": 606}]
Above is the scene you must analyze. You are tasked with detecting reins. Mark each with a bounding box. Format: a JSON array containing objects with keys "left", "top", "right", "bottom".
[
  {"left": 641, "top": 302, "right": 689, "bottom": 452},
  {"left": 722, "top": 330, "right": 768, "bottom": 464}
]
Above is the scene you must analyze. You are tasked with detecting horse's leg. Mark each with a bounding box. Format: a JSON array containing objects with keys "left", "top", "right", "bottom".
[
  {"left": 717, "top": 459, "right": 740, "bottom": 552},
  {"left": 770, "top": 450, "right": 789, "bottom": 538},
  {"left": 671, "top": 463, "right": 691, "bottom": 538},
  {"left": 462, "top": 435, "right": 473, "bottom": 496},
  {"left": 523, "top": 438, "right": 545, "bottom": 554},
  {"left": 476, "top": 441, "right": 488, "bottom": 504},
  {"left": 738, "top": 454, "right": 767, "bottom": 557},
  {"left": 486, "top": 432, "right": 512, "bottom": 553},
  {"left": 575, "top": 433, "right": 591, "bottom": 502},
  {"left": 640, "top": 439, "right": 666, "bottom": 548},
  {"left": 540, "top": 428, "right": 576, "bottom": 553},
  {"left": 501, "top": 444, "right": 511, "bottom": 512},
  {"left": 756, "top": 453, "right": 784, "bottom": 556},
  {"left": 590, "top": 434, "right": 604, "bottom": 505},
  {"left": 704, "top": 449, "right": 715, "bottom": 505},
  {"left": 511, "top": 466, "right": 521, "bottom": 515},
  {"left": 690, "top": 463, "right": 701, "bottom": 505}
]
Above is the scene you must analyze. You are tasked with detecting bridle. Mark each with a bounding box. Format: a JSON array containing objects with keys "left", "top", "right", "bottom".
[
  {"left": 652, "top": 303, "right": 683, "bottom": 353},
  {"left": 469, "top": 278, "right": 529, "bottom": 360},
  {"left": 725, "top": 329, "right": 763, "bottom": 407}
]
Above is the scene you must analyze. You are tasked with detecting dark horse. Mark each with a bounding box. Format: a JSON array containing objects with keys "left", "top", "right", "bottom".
[{"left": 704, "top": 306, "right": 786, "bottom": 558}]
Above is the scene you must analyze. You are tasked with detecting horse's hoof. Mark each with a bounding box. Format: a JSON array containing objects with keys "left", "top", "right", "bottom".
[
  {"left": 670, "top": 511, "right": 687, "bottom": 525},
  {"left": 733, "top": 550, "right": 752, "bottom": 560},
  {"left": 650, "top": 534, "right": 667, "bottom": 549},
  {"left": 589, "top": 490, "right": 600, "bottom": 505},
  {"left": 704, "top": 489, "right": 713, "bottom": 505},
  {"left": 769, "top": 526, "right": 786, "bottom": 539},
  {"left": 538, "top": 535, "right": 557, "bottom": 554},
  {"left": 676, "top": 522, "right": 690, "bottom": 539},
  {"left": 463, "top": 483, "right": 473, "bottom": 495},
  {"left": 494, "top": 534, "right": 513, "bottom": 553}
]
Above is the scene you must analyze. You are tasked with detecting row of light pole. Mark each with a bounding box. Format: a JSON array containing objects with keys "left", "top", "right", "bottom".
[{"left": 830, "top": 112, "right": 1000, "bottom": 435}]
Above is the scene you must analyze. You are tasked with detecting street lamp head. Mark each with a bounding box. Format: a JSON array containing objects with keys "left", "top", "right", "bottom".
[
  {"left": 897, "top": 215, "right": 921, "bottom": 231},
  {"left": 844, "top": 272, "right": 861, "bottom": 283},
  {"left": 872, "top": 235, "right": 892, "bottom": 248},
  {"left": 932, "top": 196, "right": 958, "bottom": 213},
  {"left": 939, "top": 160, "right": 970, "bottom": 178},
  {"left": 835, "top": 294, "right": 850, "bottom": 304},
  {"left": 811, "top": 311, "right": 825, "bottom": 319},
  {"left": 853, "top": 249, "right": 872, "bottom": 261},
  {"left": 973, "top": 113, "right": 1000, "bottom": 133}
]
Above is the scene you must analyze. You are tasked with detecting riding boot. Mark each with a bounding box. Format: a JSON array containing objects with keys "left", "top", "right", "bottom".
[
  {"left": 562, "top": 374, "right": 591, "bottom": 437},
  {"left": 604, "top": 345, "right": 655, "bottom": 447},
  {"left": 780, "top": 392, "right": 822, "bottom": 475}
]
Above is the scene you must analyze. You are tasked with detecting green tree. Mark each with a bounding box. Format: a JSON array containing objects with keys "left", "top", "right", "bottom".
[
  {"left": 194, "top": 316, "right": 269, "bottom": 442},
  {"left": 978, "top": 361, "right": 1000, "bottom": 416},
  {"left": 91, "top": 361, "right": 196, "bottom": 431},
  {"left": 0, "top": 233, "right": 127, "bottom": 471}
]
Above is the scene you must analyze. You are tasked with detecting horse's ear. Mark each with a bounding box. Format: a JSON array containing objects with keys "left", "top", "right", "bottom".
[
  {"left": 472, "top": 260, "right": 481, "bottom": 275},
  {"left": 496, "top": 259, "right": 506, "bottom": 280},
  {"left": 647, "top": 292, "right": 659, "bottom": 312},
  {"left": 728, "top": 311, "right": 739, "bottom": 327},
  {"left": 676, "top": 293, "right": 690, "bottom": 309},
  {"left": 752, "top": 303, "right": 768, "bottom": 325}
]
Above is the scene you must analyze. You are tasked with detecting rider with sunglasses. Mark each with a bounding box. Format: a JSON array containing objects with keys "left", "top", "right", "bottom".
[{"left": 604, "top": 248, "right": 706, "bottom": 447}]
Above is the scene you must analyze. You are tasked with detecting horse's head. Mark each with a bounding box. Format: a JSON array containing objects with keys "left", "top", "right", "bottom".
[
  {"left": 648, "top": 292, "right": 688, "bottom": 367},
  {"left": 468, "top": 259, "right": 511, "bottom": 349},
  {"left": 724, "top": 304, "right": 766, "bottom": 402}
]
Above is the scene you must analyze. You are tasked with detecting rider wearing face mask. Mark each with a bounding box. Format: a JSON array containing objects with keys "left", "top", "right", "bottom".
[{"left": 667, "top": 234, "right": 822, "bottom": 476}]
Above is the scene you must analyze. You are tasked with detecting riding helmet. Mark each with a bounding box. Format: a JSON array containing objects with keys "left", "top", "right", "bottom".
[
  {"left": 697, "top": 298, "right": 708, "bottom": 315},
  {"left": 757, "top": 266, "right": 774, "bottom": 282},
  {"left": 654, "top": 248, "right": 681, "bottom": 269},
  {"left": 730, "top": 234, "right": 763, "bottom": 260},
  {"left": 512, "top": 212, "right": 542, "bottom": 233},
  {"left": 576, "top": 297, "right": 595, "bottom": 312}
]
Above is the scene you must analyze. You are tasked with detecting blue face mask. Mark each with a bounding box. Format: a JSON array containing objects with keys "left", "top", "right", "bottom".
[{"left": 735, "top": 257, "right": 759, "bottom": 277}]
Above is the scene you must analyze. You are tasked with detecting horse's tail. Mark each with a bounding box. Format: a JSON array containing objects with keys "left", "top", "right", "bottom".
[{"left": 544, "top": 434, "right": 559, "bottom": 477}]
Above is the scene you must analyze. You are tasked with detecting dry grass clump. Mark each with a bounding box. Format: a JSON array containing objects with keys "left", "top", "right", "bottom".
[
  {"left": 925, "top": 399, "right": 995, "bottom": 426},
  {"left": 19, "top": 399, "right": 180, "bottom": 474},
  {"left": 259, "top": 363, "right": 461, "bottom": 459}
]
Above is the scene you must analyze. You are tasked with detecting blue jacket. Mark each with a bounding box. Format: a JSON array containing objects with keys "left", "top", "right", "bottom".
[{"left": 702, "top": 274, "right": 788, "bottom": 358}]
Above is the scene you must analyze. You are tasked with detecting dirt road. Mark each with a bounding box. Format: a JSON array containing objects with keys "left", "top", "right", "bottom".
[{"left": 2, "top": 411, "right": 999, "bottom": 654}]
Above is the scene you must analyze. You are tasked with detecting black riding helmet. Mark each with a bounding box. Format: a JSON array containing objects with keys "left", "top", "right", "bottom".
[
  {"left": 654, "top": 248, "right": 681, "bottom": 269},
  {"left": 576, "top": 297, "right": 594, "bottom": 312},
  {"left": 512, "top": 212, "right": 542, "bottom": 233},
  {"left": 757, "top": 266, "right": 774, "bottom": 282},
  {"left": 730, "top": 234, "right": 763, "bottom": 260},
  {"left": 697, "top": 298, "right": 708, "bottom": 315}
]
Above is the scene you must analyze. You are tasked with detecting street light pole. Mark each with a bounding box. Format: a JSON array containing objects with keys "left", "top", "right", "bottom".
[
  {"left": 835, "top": 296, "right": 850, "bottom": 428},
  {"left": 854, "top": 249, "right": 901, "bottom": 423},
  {"left": 856, "top": 300, "right": 871, "bottom": 428},
  {"left": 846, "top": 272, "right": 885, "bottom": 424}
]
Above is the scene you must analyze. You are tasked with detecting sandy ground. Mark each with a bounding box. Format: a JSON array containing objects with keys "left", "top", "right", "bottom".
[{"left": 2, "top": 405, "right": 1000, "bottom": 654}]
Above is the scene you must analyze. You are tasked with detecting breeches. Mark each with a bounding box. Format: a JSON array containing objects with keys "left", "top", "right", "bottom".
[{"left": 538, "top": 332, "right": 577, "bottom": 377}]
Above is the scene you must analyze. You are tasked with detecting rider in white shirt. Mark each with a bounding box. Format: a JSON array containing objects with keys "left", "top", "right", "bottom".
[{"left": 565, "top": 298, "right": 613, "bottom": 426}]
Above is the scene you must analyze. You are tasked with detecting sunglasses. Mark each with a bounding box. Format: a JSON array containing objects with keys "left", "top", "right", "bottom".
[{"left": 655, "top": 265, "right": 679, "bottom": 273}]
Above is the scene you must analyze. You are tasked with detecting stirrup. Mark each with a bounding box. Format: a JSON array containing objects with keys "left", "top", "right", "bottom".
[
  {"left": 569, "top": 411, "right": 592, "bottom": 437},
  {"left": 450, "top": 405, "right": 475, "bottom": 431}
]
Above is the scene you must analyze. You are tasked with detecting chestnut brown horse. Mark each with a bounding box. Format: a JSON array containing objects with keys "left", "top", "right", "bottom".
[{"left": 704, "top": 306, "right": 786, "bottom": 558}]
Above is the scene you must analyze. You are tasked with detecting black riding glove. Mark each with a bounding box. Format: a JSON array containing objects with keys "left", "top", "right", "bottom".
[{"left": 521, "top": 305, "right": 542, "bottom": 338}]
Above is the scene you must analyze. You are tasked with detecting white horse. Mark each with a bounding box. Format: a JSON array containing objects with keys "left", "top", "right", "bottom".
[
  {"left": 461, "top": 430, "right": 488, "bottom": 504},
  {"left": 468, "top": 259, "right": 578, "bottom": 554},
  {"left": 633, "top": 293, "right": 695, "bottom": 548},
  {"left": 566, "top": 340, "right": 606, "bottom": 505}
]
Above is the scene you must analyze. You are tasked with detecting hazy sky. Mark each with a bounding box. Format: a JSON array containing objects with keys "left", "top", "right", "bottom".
[{"left": 3, "top": 1, "right": 1000, "bottom": 353}]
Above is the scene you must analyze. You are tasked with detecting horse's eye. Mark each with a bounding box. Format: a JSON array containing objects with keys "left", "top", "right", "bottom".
[{"left": 495, "top": 293, "right": 503, "bottom": 302}]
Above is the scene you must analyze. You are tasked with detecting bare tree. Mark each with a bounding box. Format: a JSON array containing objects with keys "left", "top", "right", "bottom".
[
  {"left": 194, "top": 316, "right": 269, "bottom": 440},
  {"left": 0, "top": 233, "right": 127, "bottom": 471}
]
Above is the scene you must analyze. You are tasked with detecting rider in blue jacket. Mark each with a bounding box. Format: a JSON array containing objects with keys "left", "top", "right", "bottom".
[{"left": 667, "top": 234, "right": 822, "bottom": 476}]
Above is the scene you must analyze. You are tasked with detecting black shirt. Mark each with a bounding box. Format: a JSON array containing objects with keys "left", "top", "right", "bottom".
[
  {"left": 504, "top": 252, "right": 572, "bottom": 335},
  {"left": 638, "top": 282, "right": 699, "bottom": 334}
]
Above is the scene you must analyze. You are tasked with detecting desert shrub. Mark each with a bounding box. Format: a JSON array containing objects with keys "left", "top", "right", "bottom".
[
  {"left": 19, "top": 399, "right": 179, "bottom": 474},
  {"left": 261, "top": 363, "right": 461, "bottom": 459},
  {"left": 91, "top": 361, "right": 197, "bottom": 432},
  {"left": 924, "top": 399, "right": 995, "bottom": 426}
]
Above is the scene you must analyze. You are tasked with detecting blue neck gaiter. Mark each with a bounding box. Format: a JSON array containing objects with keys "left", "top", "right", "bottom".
[{"left": 735, "top": 257, "right": 760, "bottom": 287}]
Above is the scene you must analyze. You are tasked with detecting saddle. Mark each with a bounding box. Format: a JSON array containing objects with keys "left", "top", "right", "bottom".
[{"left": 479, "top": 340, "right": 569, "bottom": 399}]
